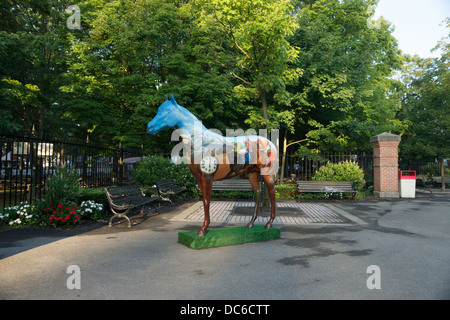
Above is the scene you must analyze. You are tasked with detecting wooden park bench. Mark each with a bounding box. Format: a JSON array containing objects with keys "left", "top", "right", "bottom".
[
  {"left": 104, "top": 184, "right": 160, "bottom": 227},
  {"left": 155, "top": 179, "right": 188, "bottom": 204},
  {"left": 192, "top": 177, "right": 262, "bottom": 197},
  {"left": 296, "top": 180, "right": 357, "bottom": 202},
  {"left": 212, "top": 178, "right": 255, "bottom": 192}
]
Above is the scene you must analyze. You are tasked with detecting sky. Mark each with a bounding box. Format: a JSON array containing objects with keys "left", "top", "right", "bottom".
[{"left": 373, "top": 0, "right": 449, "bottom": 58}]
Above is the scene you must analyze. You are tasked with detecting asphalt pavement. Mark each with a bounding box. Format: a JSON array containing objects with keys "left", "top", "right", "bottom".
[{"left": 1, "top": 191, "right": 449, "bottom": 301}]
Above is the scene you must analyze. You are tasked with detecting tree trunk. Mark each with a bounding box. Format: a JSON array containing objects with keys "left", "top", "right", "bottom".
[
  {"left": 38, "top": 104, "right": 45, "bottom": 139},
  {"left": 258, "top": 86, "right": 268, "bottom": 127},
  {"left": 440, "top": 158, "right": 445, "bottom": 190},
  {"left": 280, "top": 129, "right": 287, "bottom": 183}
]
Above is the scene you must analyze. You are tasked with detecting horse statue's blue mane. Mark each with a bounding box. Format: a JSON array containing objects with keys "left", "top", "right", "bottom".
[{"left": 147, "top": 95, "right": 224, "bottom": 144}]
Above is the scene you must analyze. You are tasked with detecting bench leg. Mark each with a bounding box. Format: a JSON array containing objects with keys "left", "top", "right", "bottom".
[
  {"left": 160, "top": 195, "right": 173, "bottom": 205},
  {"left": 109, "top": 208, "right": 132, "bottom": 227},
  {"left": 109, "top": 214, "right": 131, "bottom": 228}
]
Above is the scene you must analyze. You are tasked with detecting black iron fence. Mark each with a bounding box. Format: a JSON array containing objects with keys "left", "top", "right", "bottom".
[
  {"left": 141, "top": 151, "right": 374, "bottom": 187},
  {"left": 281, "top": 152, "right": 374, "bottom": 187},
  {"left": 1, "top": 131, "right": 376, "bottom": 210},
  {"left": 399, "top": 159, "right": 449, "bottom": 177},
  {"left": 1, "top": 133, "right": 140, "bottom": 210}
]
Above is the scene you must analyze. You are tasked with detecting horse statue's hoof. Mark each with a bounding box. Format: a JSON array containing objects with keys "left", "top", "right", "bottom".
[
  {"left": 246, "top": 222, "right": 254, "bottom": 229},
  {"left": 264, "top": 222, "right": 273, "bottom": 229},
  {"left": 197, "top": 229, "right": 207, "bottom": 237}
]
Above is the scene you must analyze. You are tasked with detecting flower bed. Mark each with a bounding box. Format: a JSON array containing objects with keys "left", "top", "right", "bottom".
[
  {"left": 44, "top": 203, "right": 81, "bottom": 227},
  {"left": 0, "top": 200, "right": 105, "bottom": 228},
  {"left": 0, "top": 202, "right": 36, "bottom": 226}
]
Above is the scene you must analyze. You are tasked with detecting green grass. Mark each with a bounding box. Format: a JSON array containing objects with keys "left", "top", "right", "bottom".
[{"left": 178, "top": 225, "right": 281, "bottom": 249}]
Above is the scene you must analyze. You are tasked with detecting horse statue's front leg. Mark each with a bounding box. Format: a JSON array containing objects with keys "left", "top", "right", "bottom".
[{"left": 194, "top": 173, "right": 213, "bottom": 237}]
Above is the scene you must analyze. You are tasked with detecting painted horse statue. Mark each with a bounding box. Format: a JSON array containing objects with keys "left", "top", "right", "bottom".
[{"left": 147, "top": 95, "right": 278, "bottom": 236}]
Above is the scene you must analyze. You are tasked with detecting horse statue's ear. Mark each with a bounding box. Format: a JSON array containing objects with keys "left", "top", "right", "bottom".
[{"left": 170, "top": 94, "right": 177, "bottom": 105}]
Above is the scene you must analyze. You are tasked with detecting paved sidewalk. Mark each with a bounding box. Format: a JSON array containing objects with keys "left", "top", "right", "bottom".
[{"left": 1, "top": 193, "right": 449, "bottom": 300}]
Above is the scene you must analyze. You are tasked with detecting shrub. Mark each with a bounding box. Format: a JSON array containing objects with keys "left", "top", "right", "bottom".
[
  {"left": 313, "top": 160, "right": 366, "bottom": 191},
  {"left": 133, "top": 155, "right": 197, "bottom": 194},
  {"left": 40, "top": 166, "right": 81, "bottom": 209},
  {"left": 275, "top": 184, "right": 297, "bottom": 200}
]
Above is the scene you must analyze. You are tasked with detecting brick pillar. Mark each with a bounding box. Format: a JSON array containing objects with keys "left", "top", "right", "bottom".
[{"left": 370, "top": 133, "right": 401, "bottom": 198}]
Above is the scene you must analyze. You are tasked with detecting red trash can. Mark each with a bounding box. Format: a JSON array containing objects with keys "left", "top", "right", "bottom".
[{"left": 398, "top": 170, "right": 416, "bottom": 198}]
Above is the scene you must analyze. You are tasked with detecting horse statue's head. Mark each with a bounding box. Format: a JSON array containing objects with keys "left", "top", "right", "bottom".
[{"left": 147, "top": 95, "right": 183, "bottom": 135}]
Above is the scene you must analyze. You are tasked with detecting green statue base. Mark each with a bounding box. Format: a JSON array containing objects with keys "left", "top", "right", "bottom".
[{"left": 178, "top": 225, "right": 281, "bottom": 249}]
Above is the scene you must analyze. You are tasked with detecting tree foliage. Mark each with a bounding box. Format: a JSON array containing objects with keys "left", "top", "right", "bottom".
[
  {"left": 1, "top": 0, "right": 447, "bottom": 164},
  {"left": 191, "top": 0, "right": 301, "bottom": 129},
  {"left": 288, "top": 0, "right": 404, "bottom": 152},
  {"left": 399, "top": 26, "right": 450, "bottom": 161}
]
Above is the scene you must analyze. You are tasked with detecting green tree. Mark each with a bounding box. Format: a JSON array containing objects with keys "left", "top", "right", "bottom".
[
  {"left": 0, "top": 0, "right": 73, "bottom": 137},
  {"left": 64, "top": 0, "right": 240, "bottom": 151},
  {"left": 288, "top": 0, "right": 403, "bottom": 153},
  {"left": 191, "top": 0, "right": 301, "bottom": 129},
  {"left": 399, "top": 21, "right": 450, "bottom": 189}
]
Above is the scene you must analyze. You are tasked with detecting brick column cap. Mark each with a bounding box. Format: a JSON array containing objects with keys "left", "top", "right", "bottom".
[{"left": 370, "top": 132, "right": 401, "bottom": 143}]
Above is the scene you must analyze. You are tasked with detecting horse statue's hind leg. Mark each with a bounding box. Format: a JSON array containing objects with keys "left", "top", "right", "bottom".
[
  {"left": 246, "top": 171, "right": 261, "bottom": 229},
  {"left": 262, "top": 174, "right": 276, "bottom": 229},
  {"left": 246, "top": 172, "right": 276, "bottom": 229}
]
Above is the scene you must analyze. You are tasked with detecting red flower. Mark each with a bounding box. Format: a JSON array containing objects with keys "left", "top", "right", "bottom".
[{"left": 46, "top": 203, "right": 81, "bottom": 226}]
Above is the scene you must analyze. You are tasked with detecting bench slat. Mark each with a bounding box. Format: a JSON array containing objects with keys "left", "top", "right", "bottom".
[
  {"left": 111, "top": 195, "right": 158, "bottom": 206},
  {"left": 212, "top": 178, "right": 254, "bottom": 191},
  {"left": 107, "top": 185, "right": 143, "bottom": 197},
  {"left": 296, "top": 180, "right": 357, "bottom": 202},
  {"left": 213, "top": 186, "right": 253, "bottom": 189}
]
